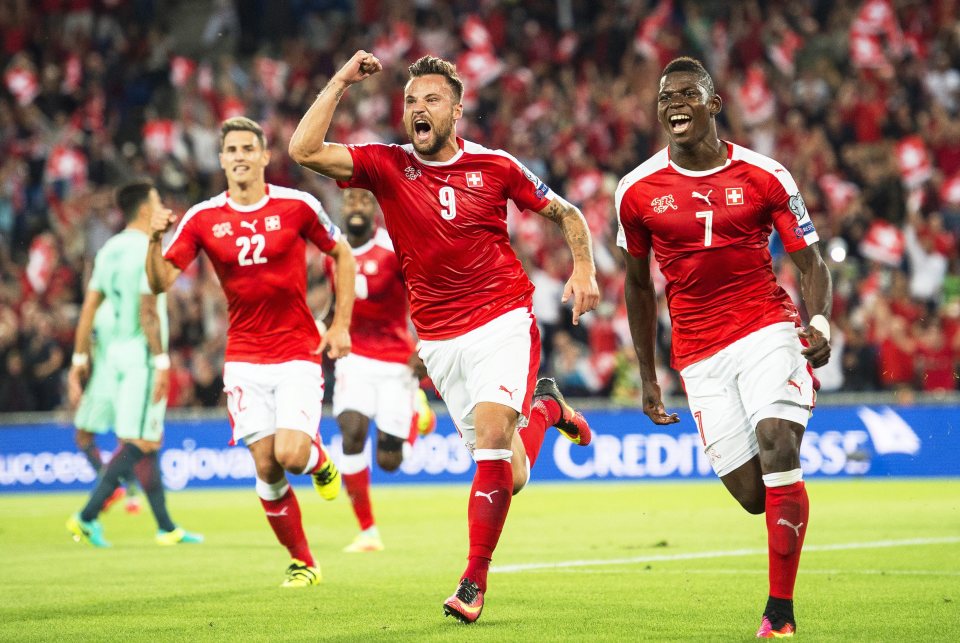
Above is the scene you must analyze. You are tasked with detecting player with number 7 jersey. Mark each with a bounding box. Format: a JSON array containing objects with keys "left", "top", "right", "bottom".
[{"left": 146, "top": 116, "right": 357, "bottom": 588}]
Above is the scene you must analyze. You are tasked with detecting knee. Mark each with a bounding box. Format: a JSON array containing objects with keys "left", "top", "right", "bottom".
[
  {"left": 738, "top": 492, "right": 766, "bottom": 515},
  {"left": 377, "top": 450, "right": 402, "bottom": 472},
  {"left": 75, "top": 430, "right": 93, "bottom": 449},
  {"left": 341, "top": 433, "right": 366, "bottom": 455},
  {"left": 274, "top": 445, "right": 307, "bottom": 473}
]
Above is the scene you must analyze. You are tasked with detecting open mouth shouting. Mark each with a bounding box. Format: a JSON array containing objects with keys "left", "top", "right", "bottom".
[
  {"left": 413, "top": 118, "right": 432, "bottom": 144},
  {"left": 668, "top": 113, "right": 693, "bottom": 135}
]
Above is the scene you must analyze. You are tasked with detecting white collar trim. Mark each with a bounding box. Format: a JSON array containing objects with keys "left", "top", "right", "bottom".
[
  {"left": 227, "top": 192, "right": 269, "bottom": 212},
  {"left": 414, "top": 146, "right": 464, "bottom": 167}
]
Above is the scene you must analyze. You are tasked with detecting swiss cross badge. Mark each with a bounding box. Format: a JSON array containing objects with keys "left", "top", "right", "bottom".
[
  {"left": 466, "top": 171, "right": 483, "bottom": 188},
  {"left": 265, "top": 215, "right": 281, "bottom": 231},
  {"left": 725, "top": 187, "right": 744, "bottom": 206}
]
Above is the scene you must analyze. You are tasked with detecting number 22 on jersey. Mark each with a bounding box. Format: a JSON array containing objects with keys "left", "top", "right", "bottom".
[{"left": 236, "top": 234, "right": 267, "bottom": 266}]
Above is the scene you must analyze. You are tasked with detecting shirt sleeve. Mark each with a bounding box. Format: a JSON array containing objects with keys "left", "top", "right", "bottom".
[
  {"left": 615, "top": 183, "right": 652, "bottom": 257},
  {"left": 335, "top": 144, "right": 382, "bottom": 191},
  {"left": 299, "top": 193, "right": 341, "bottom": 253},
  {"left": 162, "top": 210, "right": 201, "bottom": 271},
  {"left": 87, "top": 250, "right": 107, "bottom": 293},
  {"left": 504, "top": 158, "right": 555, "bottom": 212},
  {"left": 767, "top": 166, "right": 819, "bottom": 253}
]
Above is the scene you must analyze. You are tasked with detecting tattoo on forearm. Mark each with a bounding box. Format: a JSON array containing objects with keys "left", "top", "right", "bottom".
[
  {"left": 544, "top": 201, "right": 593, "bottom": 264},
  {"left": 320, "top": 80, "right": 345, "bottom": 102}
]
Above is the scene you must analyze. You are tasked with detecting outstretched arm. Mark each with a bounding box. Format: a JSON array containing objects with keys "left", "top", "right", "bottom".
[
  {"left": 622, "top": 248, "right": 680, "bottom": 425},
  {"left": 788, "top": 244, "right": 832, "bottom": 368},
  {"left": 289, "top": 50, "right": 382, "bottom": 181},
  {"left": 536, "top": 196, "right": 599, "bottom": 325},
  {"left": 315, "top": 237, "right": 355, "bottom": 359}
]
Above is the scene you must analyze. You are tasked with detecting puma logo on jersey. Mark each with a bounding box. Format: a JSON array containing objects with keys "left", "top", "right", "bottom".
[
  {"left": 439, "top": 174, "right": 451, "bottom": 183},
  {"left": 240, "top": 219, "right": 258, "bottom": 233},
  {"left": 692, "top": 189, "right": 713, "bottom": 205},
  {"left": 651, "top": 194, "right": 677, "bottom": 214},
  {"left": 474, "top": 490, "right": 499, "bottom": 503},
  {"left": 787, "top": 380, "right": 802, "bottom": 394},
  {"left": 499, "top": 385, "right": 517, "bottom": 400},
  {"left": 777, "top": 518, "right": 804, "bottom": 537}
]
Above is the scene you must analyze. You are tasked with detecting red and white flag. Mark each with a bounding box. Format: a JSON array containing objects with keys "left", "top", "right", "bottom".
[
  {"left": 170, "top": 56, "right": 197, "bottom": 88},
  {"left": 737, "top": 65, "right": 775, "bottom": 126},
  {"left": 4, "top": 65, "right": 38, "bottom": 106},
  {"left": 633, "top": 0, "right": 673, "bottom": 62},
  {"left": 860, "top": 219, "right": 905, "bottom": 266},
  {"left": 895, "top": 135, "right": 932, "bottom": 188}
]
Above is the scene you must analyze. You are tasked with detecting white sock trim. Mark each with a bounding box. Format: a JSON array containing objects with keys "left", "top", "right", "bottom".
[
  {"left": 301, "top": 443, "right": 321, "bottom": 474},
  {"left": 762, "top": 468, "right": 803, "bottom": 488},
  {"left": 255, "top": 476, "right": 290, "bottom": 501},
  {"left": 473, "top": 448, "right": 513, "bottom": 462},
  {"left": 339, "top": 451, "right": 369, "bottom": 475}
]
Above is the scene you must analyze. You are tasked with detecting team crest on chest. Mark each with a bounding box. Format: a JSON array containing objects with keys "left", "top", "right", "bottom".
[
  {"left": 265, "top": 215, "right": 281, "bottom": 231},
  {"left": 404, "top": 166, "right": 421, "bottom": 181},
  {"left": 725, "top": 187, "right": 744, "bottom": 206},
  {"left": 363, "top": 260, "right": 378, "bottom": 275},
  {"left": 651, "top": 194, "right": 677, "bottom": 214},
  {"left": 212, "top": 222, "right": 234, "bottom": 237},
  {"left": 466, "top": 171, "right": 483, "bottom": 188}
]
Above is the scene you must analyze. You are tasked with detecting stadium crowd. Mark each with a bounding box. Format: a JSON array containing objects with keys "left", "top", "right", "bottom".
[{"left": 1, "top": 0, "right": 958, "bottom": 412}]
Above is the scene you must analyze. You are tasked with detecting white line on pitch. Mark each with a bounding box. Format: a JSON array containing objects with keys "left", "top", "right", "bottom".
[
  {"left": 554, "top": 569, "right": 960, "bottom": 576},
  {"left": 493, "top": 536, "right": 960, "bottom": 574}
]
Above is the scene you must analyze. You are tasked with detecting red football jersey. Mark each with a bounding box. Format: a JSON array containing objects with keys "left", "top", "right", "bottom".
[
  {"left": 337, "top": 138, "right": 554, "bottom": 339},
  {"left": 324, "top": 227, "right": 414, "bottom": 364},
  {"left": 616, "top": 142, "right": 819, "bottom": 371},
  {"left": 164, "top": 184, "right": 340, "bottom": 364}
]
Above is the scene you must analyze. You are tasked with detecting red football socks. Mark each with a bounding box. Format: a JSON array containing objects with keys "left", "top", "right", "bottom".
[
  {"left": 343, "top": 467, "right": 375, "bottom": 531},
  {"left": 519, "top": 399, "right": 559, "bottom": 469},
  {"left": 765, "top": 480, "right": 809, "bottom": 599},
  {"left": 260, "top": 487, "right": 315, "bottom": 567},
  {"left": 464, "top": 459, "right": 514, "bottom": 592}
]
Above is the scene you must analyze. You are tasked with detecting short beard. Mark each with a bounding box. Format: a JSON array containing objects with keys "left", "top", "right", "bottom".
[{"left": 411, "top": 120, "right": 452, "bottom": 156}]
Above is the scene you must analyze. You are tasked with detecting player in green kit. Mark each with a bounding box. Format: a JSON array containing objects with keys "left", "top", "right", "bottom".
[
  {"left": 66, "top": 179, "right": 202, "bottom": 547},
  {"left": 70, "top": 300, "right": 142, "bottom": 514}
]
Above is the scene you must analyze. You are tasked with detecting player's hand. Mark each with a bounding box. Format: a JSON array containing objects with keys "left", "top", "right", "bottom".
[
  {"left": 67, "top": 364, "right": 88, "bottom": 408},
  {"left": 149, "top": 205, "right": 177, "bottom": 241},
  {"left": 152, "top": 367, "right": 170, "bottom": 404},
  {"left": 798, "top": 325, "right": 831, "bottom": 369},
  {"left": 333, "top": 50, "right": 382, "bottom": 86},
  {"left": 408, "top": 352, "right": 428, "bottom": 380},
  {"left": 562, "top": 268, "right": 600, "bottom": 326},
  {"left": 315, "top": 321, "right": 351, "bottom": 359},
  {"left": 641, "top": 380, "right": 680, "bottom": 425}
]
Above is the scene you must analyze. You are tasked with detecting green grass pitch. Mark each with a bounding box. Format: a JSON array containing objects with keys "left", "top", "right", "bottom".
[{"left": 1, "top": 479, "right": 957, "bottom": 641}]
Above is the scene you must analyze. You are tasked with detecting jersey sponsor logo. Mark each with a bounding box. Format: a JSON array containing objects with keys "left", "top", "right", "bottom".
[
  {"left": 788, "top": 193, "right": 808, "bottom": 220},
  {"left": 692, "top": 189, "right": 713, "bottom": 206},
  {"left": 212, "top": 222, "right": 234, "bottom": 238},
  {"left": 725, "top": 187, "right": 744, "bottom": 206},
  {"left": 404, "top": 166, "right": 421, "bottom": 181},
  {"left": 466, "top": 171, "right": 483, "bottom": 187},
  {"left": 650, "top": 194, "right": 677, "bottom": 214},
  {"left": 240, "top": 219, "right": 258, "bottom": 233},
  {"left": 265, "top": 215, "right": 281, "bottom": 231}
]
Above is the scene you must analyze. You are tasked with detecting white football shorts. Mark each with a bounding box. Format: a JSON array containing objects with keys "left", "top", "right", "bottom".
[
  {"left": 222, "top": 360, "right": 324, "bottom": 445},
  {"left": 333, "top": 353, "right": 417, "bottom": 440},
  {"left": 679, "top": 322, "right": 814, "bottom": 478},
  {"left": 418, "top": 306, "right": 540, "bottom": 452}
]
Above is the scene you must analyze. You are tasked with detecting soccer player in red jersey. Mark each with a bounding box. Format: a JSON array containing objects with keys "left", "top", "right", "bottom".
[
  {"left": 145, "top": 117, "right": 357, "bottom": 588},
  {"left": 616, "top": 58, "right": 832, "bottom": 638},
  {"left": 321, "top": 187, "right": 424, "bottom": 553},
  {"left": 290, "top": 51, "right": 600, "bottom": 622}
]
